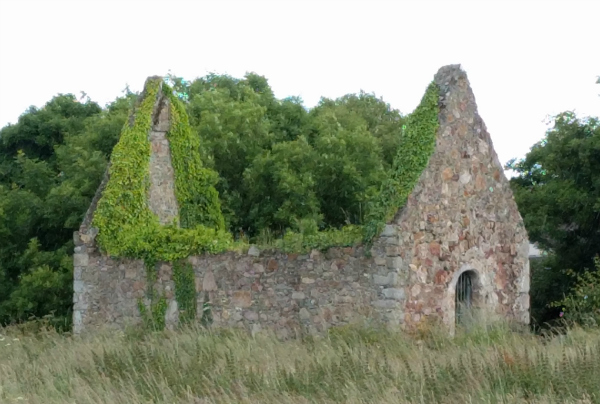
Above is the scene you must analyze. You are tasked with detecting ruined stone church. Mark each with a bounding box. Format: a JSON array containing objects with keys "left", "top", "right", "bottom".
[{"left": 73, "top": 65, "right": 531, "bottom": 337}]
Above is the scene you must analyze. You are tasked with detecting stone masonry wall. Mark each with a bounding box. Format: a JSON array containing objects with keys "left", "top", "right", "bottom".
[
  {"left": 73, "top": 233, "right": 407, "bottom": 336},
  {"left": 148, "top": 90, "right": 179, "bottom": 224},
  {"left": 73, "top": 65, "right": 530, "bottom": 336},
  {"left": 390, "top": 65, "right": 530, "bottom": 333}
]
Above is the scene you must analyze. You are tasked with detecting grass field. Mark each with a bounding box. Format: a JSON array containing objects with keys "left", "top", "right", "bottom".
[{"left": 0, "top": 319, "right": 599, "bottom": 404}]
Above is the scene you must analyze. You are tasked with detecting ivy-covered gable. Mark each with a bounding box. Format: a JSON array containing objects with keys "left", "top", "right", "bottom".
[{"left": 92, "top": 77, "right": 232, "bottom": 266}]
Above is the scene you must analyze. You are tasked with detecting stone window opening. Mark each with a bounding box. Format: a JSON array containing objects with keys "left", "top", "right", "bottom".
[{"left": 455, "top": 270, "right": 477, "bottom": 327}]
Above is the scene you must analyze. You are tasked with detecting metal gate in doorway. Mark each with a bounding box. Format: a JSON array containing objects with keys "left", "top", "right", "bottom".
[{"left": 455, "top": 271, "right": 473, "bottom": 326}]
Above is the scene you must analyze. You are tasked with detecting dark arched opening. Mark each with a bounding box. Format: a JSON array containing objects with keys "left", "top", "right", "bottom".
[{"left": 455, "top": 270, "right": 475, "bottom": 326}]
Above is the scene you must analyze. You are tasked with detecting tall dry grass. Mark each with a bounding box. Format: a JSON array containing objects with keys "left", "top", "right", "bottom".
[{"left": 0, "top": 318, "right": 599, "bottom": 404}]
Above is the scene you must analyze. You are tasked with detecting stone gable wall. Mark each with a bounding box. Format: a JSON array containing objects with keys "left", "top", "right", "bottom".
[
  {"left": 392, "top": 65, "right": 530, "bottom": 333},
  {"left": 147, "top": 96, "right": 179, "bottom": 224}
]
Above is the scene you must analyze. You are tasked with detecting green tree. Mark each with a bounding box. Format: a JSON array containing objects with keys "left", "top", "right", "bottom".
[
  {"left": 309, "top": 92, "right": 406, "bottom": 168},
  {"left": 0, "top": 90, "right": 132, "bottom": 326},
  {"left": 307, "top": 92, "right": 405, "bottom": 227},
  {"left": 551, "top": 256, "right": 600, "bottom": 327},
  {"left": 508, "top": 111, "right": 600, "bottom": 325},
  {"left": 243, "top": 137, "right": 321, "bottom": 234},
  {"left": 311, "top": 114, "right": 386, "bottom": 227},
  {"left": 186, "top": 77, "right": 274, "bottom": 232}
]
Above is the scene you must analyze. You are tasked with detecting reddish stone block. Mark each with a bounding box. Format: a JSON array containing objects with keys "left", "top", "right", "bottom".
[
  {"left": 267, "top": 259, "right": 278, "bottom": 272},
  {"left": 427, "top": 214, "right": 439, "bottom": 223},
  {"left": 231, "top": 291, "right": 252, "bottom": 308},
  {"left": 495, "top": 262, "right": 508, "bottom": 289},
  {"left": 429, "top": 242, "right": 441, "bottom": 256},
  {"left": 475, "top": 174, "right": 486, "bottom": 191},
  {"left": 442, "top": 167, "right": 454, "bottom": 181},
  {"left": 434, "top": 270, "right": 448, "bottom": 285}
]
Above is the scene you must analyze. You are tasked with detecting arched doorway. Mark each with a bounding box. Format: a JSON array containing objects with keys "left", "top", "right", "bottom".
[{"left": 455, "top": 270, "right": 475, "bottom": 326}]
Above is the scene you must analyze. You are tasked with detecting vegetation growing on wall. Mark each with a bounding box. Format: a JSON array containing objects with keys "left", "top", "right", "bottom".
[
  {"left": 91, "top": 79, "right": 233, "bottom": 268},
  {"left": 137, "top": 292, "right": 167, "bottom": 331},
  {"left": 172, "top": 260, "right": 197, "bottom": 325},
  {"left": 362, "top": 82, "right": 440, "bottom": 246},
  {"left": 272, "top": 224, "right": 364, "bottom": 253},
  {"left": 163, "top": 84, "right": 225, "bottom": 231}
]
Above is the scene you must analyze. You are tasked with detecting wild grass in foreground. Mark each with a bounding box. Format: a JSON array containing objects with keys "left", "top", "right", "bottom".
[{"left": 0, "top": 320, "right": 599, "bottom": 404}]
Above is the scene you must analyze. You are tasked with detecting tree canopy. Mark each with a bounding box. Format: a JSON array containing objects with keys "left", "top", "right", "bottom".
[
  {"left": 508, "top": 109, "right": 600, "bottom": 326},
  {"left": 0, "top": 89, "right": 137, "bottom": 327}
]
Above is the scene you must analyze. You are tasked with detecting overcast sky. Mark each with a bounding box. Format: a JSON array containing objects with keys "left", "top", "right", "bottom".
[{"left": 0, "top": 0, "right": 598, "bottom": 168}]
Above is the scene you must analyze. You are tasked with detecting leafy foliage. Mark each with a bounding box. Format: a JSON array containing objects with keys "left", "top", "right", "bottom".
[
  {"left": 0, "top": 91, "right": 133, "bottom": 326},
  {"left": 551, "top": 256, "right": 600, "bottom": 327},
  {"left": 172, "top": 260, "right": 197, "bottom": 325},
  {"left": 508, "top": 111, "right": 600, "bottom": 325},
  {"left": 243, "top": 136, "right": 321, "bottom": 233},
  {"left": 186, "top": 74, "right": 275, "bottom": 231},
  {"left": 92, "top": 79, "right": 232, "bottom": 266},
  {"left": 184, "top": 73, "right": 411, "bottom": 239},
  {"left": 163, "top": 84, "right": 225, "bottom": 230},
  {"left": 507, "top": 112, "right": 600, "bottom": 270},
  {"left": 363, "top": 82, "right": 440, "bottom": 245},
  {"left": 273, "top": 224, "right": 364, "bottom": 254}
]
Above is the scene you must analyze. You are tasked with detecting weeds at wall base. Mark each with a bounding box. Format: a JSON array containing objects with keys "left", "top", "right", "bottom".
[{"left": 137, "top": 294, "right": 167, "bottom": 332}]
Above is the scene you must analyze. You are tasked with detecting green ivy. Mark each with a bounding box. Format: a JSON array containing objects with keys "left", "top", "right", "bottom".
[
  {"left": 92, "top": 78, "right": 233, "bottom": 266},
  {"left": 163, "top": 84, "right": 226, "bottom": 231},
  {"left": 362, "top": 82, "right": 440, "bottom": 246},
  {"left": 173, "top": 260, "right": 197, "bottom": 325},
  {"left": 137, "top": 292, "right": 167, "bottom": 331}
]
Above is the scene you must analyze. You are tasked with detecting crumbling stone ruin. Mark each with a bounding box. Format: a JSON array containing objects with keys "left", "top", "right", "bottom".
[{"left": 73, "top": 65, "right": 530, "bottom": 337}]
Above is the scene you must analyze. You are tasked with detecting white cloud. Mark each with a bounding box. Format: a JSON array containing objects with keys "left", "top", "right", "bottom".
[{"left": 0, "top": 0, "right": 598, "bottom": 166}]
